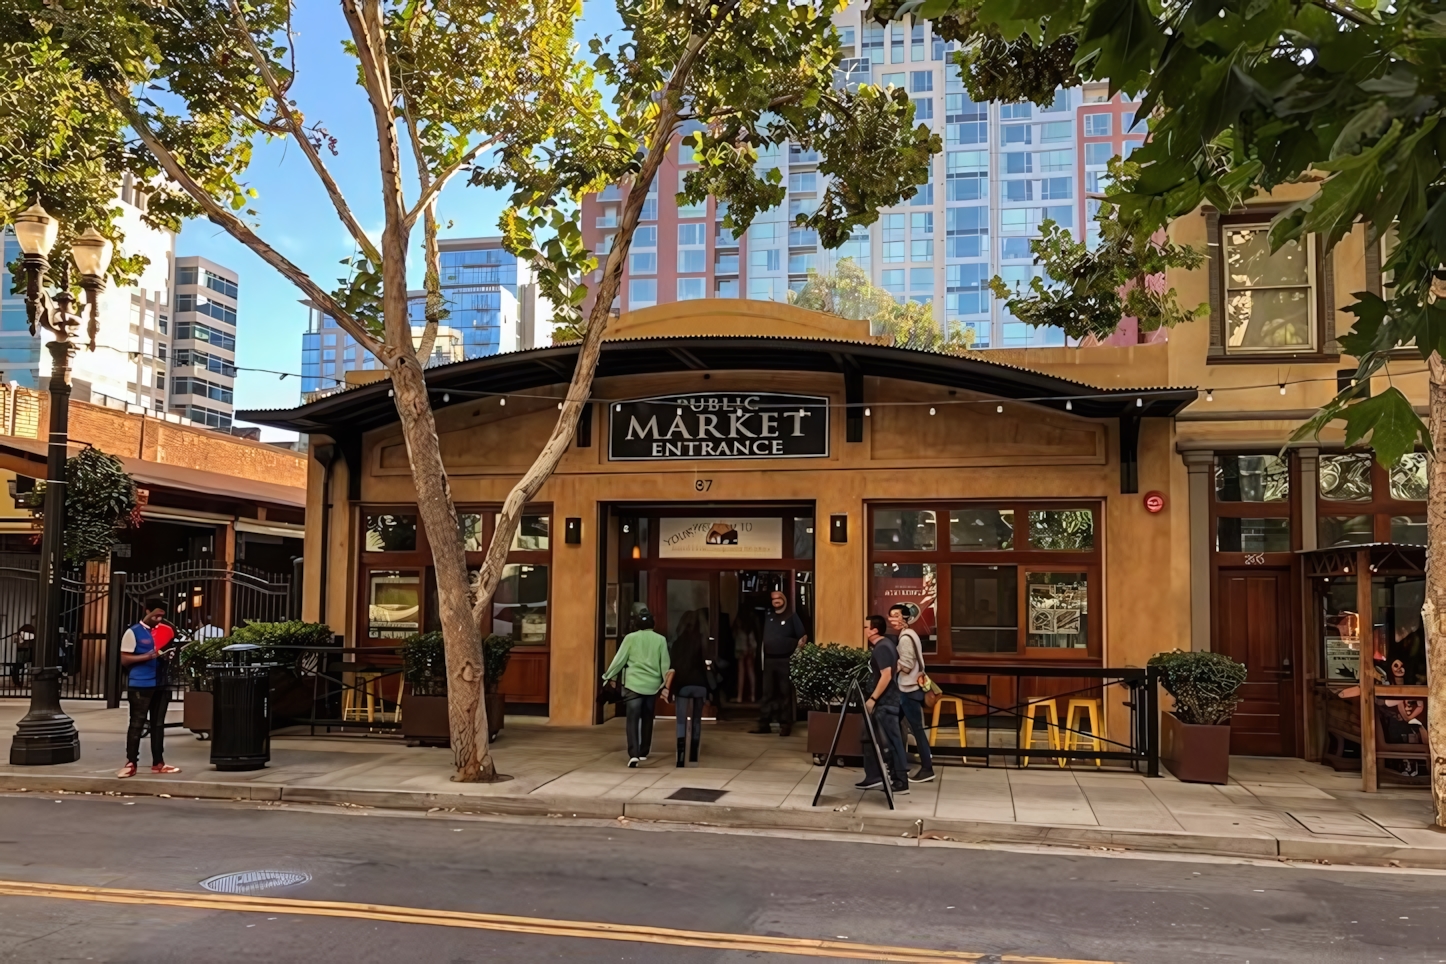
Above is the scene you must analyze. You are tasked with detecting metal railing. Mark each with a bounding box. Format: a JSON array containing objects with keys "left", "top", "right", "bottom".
[{"left": 928, "top": 665, "right": 1160, "bottom": 775}]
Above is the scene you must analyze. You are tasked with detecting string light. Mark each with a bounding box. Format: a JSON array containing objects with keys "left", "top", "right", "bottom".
[
  {"left": 442, "top": 393, "right": 449, "bottom": 403},
  {"left": 1065, "top": 400, "right": 1072, "bottom": 411},
  {"left": 1206, "top": 389, "right": 1213, "bottom": 402},
  {"left": 928, "top": 407, "right": 936, "bottom": 415},
  {"left": 1279, "top": 384, "right": 1287, "bottom": 395},
  {"left": 996, "top": 404, "right": 1004, "bottom": 414},
  {"left": 864, "top": 407, "right": 871, "bottom": 416},
  {"left": 499, "top": 397, "right": 505, "bottom": 406},
  {"left": 1136, "top": 397, "right": 1143, "bottom": 407}
]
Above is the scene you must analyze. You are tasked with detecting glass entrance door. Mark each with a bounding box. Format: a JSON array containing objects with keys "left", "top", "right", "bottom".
[{"left": 653, "top": 571, "right": 718, "bottom": 716}]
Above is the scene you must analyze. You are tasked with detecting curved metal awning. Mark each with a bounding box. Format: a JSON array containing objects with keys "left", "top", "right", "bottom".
[{"left": 239, "top": 334, "right": 1198, "bottom": 435}]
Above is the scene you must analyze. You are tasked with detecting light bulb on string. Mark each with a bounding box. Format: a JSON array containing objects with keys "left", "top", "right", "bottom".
[
  {"left": 499, "top": 397, "right": 506, "bottom": 406},
  {"left": 1279, "top": 384, "right": 1287, "bottom": 395},
  {"left": 1065, "top": 400, "right": 1072, "bottom": 411},
  {"left": 1205, "top": 389, "right": 1213, "bottom": 402},
  {"left": 996, "top": 405, "right": 1004, "bottom": 414},
  {"left": 864, "top": 407, "right": 871, "bottom": 417},
  {"left": 929, "top": 407, "right": 936, "bottom": 416}
]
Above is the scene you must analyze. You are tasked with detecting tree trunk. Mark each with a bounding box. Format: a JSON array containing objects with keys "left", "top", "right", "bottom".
[{"left": 1427, "top": 353, "right": 1446, "bottom": 825}]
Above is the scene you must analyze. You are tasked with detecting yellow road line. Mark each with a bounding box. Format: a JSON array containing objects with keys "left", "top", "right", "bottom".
[{"left": 0, "top": 878, "right": 1115, "bottom": 963}]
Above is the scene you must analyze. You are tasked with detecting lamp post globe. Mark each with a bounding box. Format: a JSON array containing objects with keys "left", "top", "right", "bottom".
[
  {"left": 70, "top": 227, "right": 114, "bottom": 281},
  {"left": 12, "top": 201, "right": 58, "bottom": 257}
]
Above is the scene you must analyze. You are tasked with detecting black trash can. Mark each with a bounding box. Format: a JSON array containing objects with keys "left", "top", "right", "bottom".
[{"left": 210, "top": 644, "right": 272, "bottom": 771}]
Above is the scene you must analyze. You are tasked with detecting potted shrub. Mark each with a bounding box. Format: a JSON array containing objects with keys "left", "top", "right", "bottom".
[
  {"left": 1148, "top": 649, "right": 1247, "bottom": 784},
  {"left": 401, "top": 631, "right": 514, "bottom": 746},
  {"left": 790, "top": 643, "right": 870, "bottom": 764},
  {"left": 176, "top": 620, "right": 331, "bottom": 736}
]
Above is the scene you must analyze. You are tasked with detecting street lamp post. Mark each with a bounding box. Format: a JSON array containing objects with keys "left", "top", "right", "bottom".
[{"left": 8, "top": 202, "right": 112, "bottom": 766}]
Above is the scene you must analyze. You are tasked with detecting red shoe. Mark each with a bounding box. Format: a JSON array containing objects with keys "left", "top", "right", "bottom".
[
  {"left": 117, "top": 762, "right": 137, "bottom": 778},
  {"left": 150, "top": 763, "right": 182, "bottom": 774}
]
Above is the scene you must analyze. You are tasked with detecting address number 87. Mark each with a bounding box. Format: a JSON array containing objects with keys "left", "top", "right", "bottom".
[{"left": 695, "top": 479, "right": 713, "bottom": 492}]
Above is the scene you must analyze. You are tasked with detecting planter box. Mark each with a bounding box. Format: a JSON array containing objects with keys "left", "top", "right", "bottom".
[
  {"left": 1161, "top": 711, "right": 1231, "bottom": 784},
  {"left": 401, "top": 692, "right": 505, "bottom": 747},
  {"left": 807, "top": 708, "right": 862, "bottom": 761},
  {"left": 401, "top": 693, "right": 450, "bottom": 747},
  {"left": 183, "top": 690, "right": 213, "bottom": 737}
]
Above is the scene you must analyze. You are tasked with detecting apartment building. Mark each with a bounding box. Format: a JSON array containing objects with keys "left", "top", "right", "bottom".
[
  {"left": 170, "top": 255, "right": 240, "bottom": 429},
  {"left": 578, "top": 5, "right": 1141, "bottom": 350},
  {"left": 300, "top": 236, "right": 552, "bottom": 398}
]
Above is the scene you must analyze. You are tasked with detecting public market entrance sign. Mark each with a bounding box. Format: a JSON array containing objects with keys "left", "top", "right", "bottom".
[{"left": 608, "top": 392, "right": 829, "bottom": 461}]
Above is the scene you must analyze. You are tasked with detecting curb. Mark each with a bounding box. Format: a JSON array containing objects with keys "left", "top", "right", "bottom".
[{"left": 3, "top": 771, "right": 1444, "bottom": 869}]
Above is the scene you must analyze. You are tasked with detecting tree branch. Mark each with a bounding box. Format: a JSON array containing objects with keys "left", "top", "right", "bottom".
[
  {"left": 225, "top": 0, "right": 383, "bottom": 266},
  {"left": 401, "top": 90, "right": 444, "bottom": 365},
  {"left": 109, "top": 89, "right": 386, "bottom": 358},
  {"left": 403, "top": 136, "right": 497, "bottom": 230},
  {"left": 1309, "top": 0, "right": 1375, "bottom": 26}
]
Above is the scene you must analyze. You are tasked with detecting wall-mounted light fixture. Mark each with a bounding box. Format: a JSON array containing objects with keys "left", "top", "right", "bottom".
[
  {"left": 565, "top": 517, "right": 582, "bottom": 544},
  {"left": 829, "top": 514, "right": 848, "bottom": 544}
]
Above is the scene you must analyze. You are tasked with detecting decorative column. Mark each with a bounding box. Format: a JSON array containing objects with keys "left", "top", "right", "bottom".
[{"left": 1182, "top": 449, "right": 1214, "bottom": 652}]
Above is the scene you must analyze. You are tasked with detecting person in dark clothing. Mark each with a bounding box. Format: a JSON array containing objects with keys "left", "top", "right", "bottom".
[
  {"left": 118, "top": 599, "right": 181, "bottom": 778},
  {"left": 663, "top": 609, "right": 710, "bottom": 767},
  {"left": 754, "top": 591, "right": 808, "bottom": 736},
  {"left": 857, "top": 614, "right": 908, "bottom": 794}
]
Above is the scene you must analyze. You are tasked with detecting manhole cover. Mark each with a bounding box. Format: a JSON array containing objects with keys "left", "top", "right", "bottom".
[
  {"left": 200, "top": 870, "right": 311, "bottom": 894},
  {"left": 666, "top": 787, "right": 728, "bottom": 803}
]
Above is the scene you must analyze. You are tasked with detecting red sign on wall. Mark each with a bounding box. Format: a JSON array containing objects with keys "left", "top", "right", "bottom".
[{"left": 1143, "top": 491, "right": 1166, "bottom": 514}]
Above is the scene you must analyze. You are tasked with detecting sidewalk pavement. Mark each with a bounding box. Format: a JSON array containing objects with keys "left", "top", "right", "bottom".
[{"left": 2, "top": 699, "right": 1443, "bottom": 868}]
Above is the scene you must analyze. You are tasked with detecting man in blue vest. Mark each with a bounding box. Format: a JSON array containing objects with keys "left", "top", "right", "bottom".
[{"left": 118, "top": 599, "right": 181, "bottom": 778}]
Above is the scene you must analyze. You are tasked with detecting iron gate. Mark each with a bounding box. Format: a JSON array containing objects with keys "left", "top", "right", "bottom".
[
  {"left": 0, "top": 560, "right": 295, "bottom": 701},
  {"left": 0, "top": 563, "right": 112, "bottom": 699}
]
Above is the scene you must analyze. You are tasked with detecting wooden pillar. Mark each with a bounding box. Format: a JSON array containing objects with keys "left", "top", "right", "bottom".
[
  {"left": 220, "top": 520, "right": 237, "bottom": 633},
  {"left": 1297, "top": 447, "right": 1319, "bottom": 760},
  {"left": 1182, "top": 450, "right": 1214, "bottom": 651},
  {"left": 1357, "top": 547, "right": 1376, "bottom": 792}
]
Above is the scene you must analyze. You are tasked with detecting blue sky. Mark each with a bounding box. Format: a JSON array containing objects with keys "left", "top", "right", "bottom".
[{"left": 179, "top": 2, "right": 623, "bottom": 425}]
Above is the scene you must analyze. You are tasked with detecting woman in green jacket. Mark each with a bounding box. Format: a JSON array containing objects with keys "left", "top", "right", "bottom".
[{"left": 603, "top": 608, "right": 671, "bottom": 767}]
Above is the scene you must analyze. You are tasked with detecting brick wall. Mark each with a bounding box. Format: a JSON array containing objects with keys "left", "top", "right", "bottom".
[{"left": 10, "top": 389, "right": 306, "bottom": 489}]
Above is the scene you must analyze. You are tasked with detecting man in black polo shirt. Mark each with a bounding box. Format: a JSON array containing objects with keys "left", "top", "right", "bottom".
[
  {"left": 857, "top": 614, "right": 908, "bottom": 793},
  {"left": 753, "top": 590, "right": 808, "bottom": 736}
]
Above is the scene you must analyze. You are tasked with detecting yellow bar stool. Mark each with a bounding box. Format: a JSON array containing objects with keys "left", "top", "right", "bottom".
[
  {"left": 929, "top": 696, "right": 968, "bottom": 748},
  {"left": 1019, "top": 697, "right": 1063, "bottom": 767},
  {"left": 1065, "top": 698, "right": 1105, "bottom": 768},
  {"left": 342, "top": 672, "right": 381, "bottom": 722}
]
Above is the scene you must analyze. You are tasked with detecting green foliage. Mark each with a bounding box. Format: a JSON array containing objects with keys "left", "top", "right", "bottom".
[
  {"left": 789, "top": 642, "right": 870, "bottom": 710},
  {"left": 176, "top": 620, "right": 330, "bottom": 692},
  {"left": 30, "top": 447, "right": 137, "bottom": 564},
  {"left": 791, "top": 258, "right": 976, "bottom": 351},
  {"left": 401, "top": 630, "right": 515, "bottom": 696},
  {"left": 1148, "top": 649, "right": 1248, "bottom": 727}
]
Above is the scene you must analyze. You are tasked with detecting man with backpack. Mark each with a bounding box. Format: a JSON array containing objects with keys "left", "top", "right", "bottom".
[
  {"left": 117, "top": 599, "right": 182, "bottom": 779},
  {"left": 889, "top": 604, "right": 935, "bottom": 783}
]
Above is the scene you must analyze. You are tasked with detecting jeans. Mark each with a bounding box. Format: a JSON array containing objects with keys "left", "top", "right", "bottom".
[
  {"left": 758, "top": 658, "right": 794, "bottom": 728},
  {"left": 674, "top": 684, "right": 707, "bottom": 744},
  {"left": 860, "top": 701, "right": 908, "bottom": 788},
  {"left": 125, "top": 685, "right": 170, "bottom": 766},
  {"left": 899, "top": 689, "right": 934, "bottom": 772},
  {"left": 622, "top": 688, "right": 656, "bottom": 759}
]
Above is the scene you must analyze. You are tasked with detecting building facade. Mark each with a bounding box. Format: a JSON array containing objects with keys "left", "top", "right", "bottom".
[
  {"left": 578, "top": 4, "right": 1141, "bottom": 350},
  {"left": 300, "top": 236, "right": 552, "bottom": 398},
  {"left": 170, "top": 255, "right": 240, "bottom": 428},
  {"left": 247, "top": 184, "right": 1427, "bottom": 793}
]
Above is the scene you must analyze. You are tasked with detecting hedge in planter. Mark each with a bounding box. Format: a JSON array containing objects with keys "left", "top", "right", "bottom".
[
  {"left": 1148, "top": 649, "right": 1247, "bottom": 784},
  {"left": 177, "top": 620, "right": 331, "bottom": 735},
  {"left": 790, "top": 643, "right": 870, "bottom": 762},
  {"left": 401, "top": 631, "right": 515, "bottom": 744}
]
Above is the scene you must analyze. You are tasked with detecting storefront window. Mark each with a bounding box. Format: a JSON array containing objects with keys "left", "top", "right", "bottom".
[
  {"left": 494, "top": 563, "right": 549, "bottom": 643},
  {"left": 1217, "top": 517, "right": 1290, "bottom": 552},
  {"left": 511, "top": 515, "right": 550, "bottom": 551},
  {"left": 1391, "top": 453, "right": 1429, "bottom": 502},
  {"left": 1320, "top": 453, "right": 1373, "bottom": 502},
  {"left": 1026, "top": 572, "right": 1088, "bottom": 648},
  {"left": 1320, "top": 579, "right": 1362, "bottom": 683},
  {"left": 951, "top": 564, "right": 1018, "bottom": 653},
  {"left": 459, "top": 513, "right": 483, "bottom": 551},
  {"left": 1028, "top": 509, "right": 1093, "bottom": 550},
  {"left": 950, "top": 508, "right": 1014, "bottom": 550},
  {"left": 1215, "top": 454, "right": 1289, "bottom": 502},
  {"left": 365, "top": 513, "right": 418, "bottom": 552},
  {"left": 1319, "top": 515, "right": 1373, "bottom": 548},
  {"left": 367, "top": 570, "right": 420, "bottom": 637},
  {"left": 792, "top": 516, "right": 815, "bottom": 559},
  {"left": 873, "top": 510, "right": 937, "bottom": 550},
  {"left": 871, "top": 562, "right": 938, "bottom": 653},
  {"left": 1391, "top": 515, "right": 1427, "bottom": 545}
]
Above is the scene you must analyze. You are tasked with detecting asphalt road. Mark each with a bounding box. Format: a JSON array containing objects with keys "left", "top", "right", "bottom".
[{"left": 0, "top": 791, "right": 1443, "bottom": 964}]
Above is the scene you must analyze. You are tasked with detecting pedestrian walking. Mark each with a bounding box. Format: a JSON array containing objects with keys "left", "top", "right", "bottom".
[
  {"left": 663, "top": 610, "right": 709, "bottom": 767},
  {"left": 753, "top": 590, "right": 807, "bottom": 736},
  {"left": 118, "top": 599, "right": 181, "bottom": 779},
  {"left": 889, "top": 604, "right": 935, "bottom": 783},
  {"left": 602, "top": 608, "right": 671, "bottom": 767},
  {"left": 857, "top": 614, "right": 908, "bottom": 794}
]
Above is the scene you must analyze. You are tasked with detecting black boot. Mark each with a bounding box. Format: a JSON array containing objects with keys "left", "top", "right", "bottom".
[
  {"left": 689, "top": 734, "right": 700, "bottom": 763},
  {"left": 676, "top": 737, "right": 686, "bottom": 768}
]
